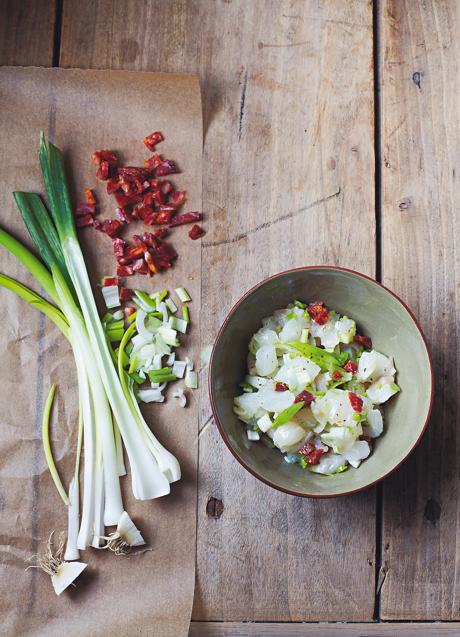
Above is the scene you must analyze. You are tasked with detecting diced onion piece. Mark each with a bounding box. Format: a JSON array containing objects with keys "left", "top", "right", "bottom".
[
  {"left": 172, "top": 387, "right": 187, "bottom": 407},
  {"left": 342, "top": 440, "right": 371, "bottom": 468},
  {"left": 366, "top": 376, "right": 400, "bottom": 404},
  {"left": 137, "top": 388, "right": 165, "bottom": 403},
  {"left": 357, "top": 350, "right": 396, "bottom": 383},
  {"left": 166, "top": 352, "right": 176, "bottom": 366},
  {"left": 272, "top": 422, "right": 306, "bottom": 452},
  {"left": 52, "top": 562, "right": 87, "bottom": 596},
  {"left": 102, "top": 285, "right": 120, "bottom": 309},
  {"left": 257, "top": 413, "right": 273, "bottom": 433},
  {"left": 185, "top": 370, "right": 198, "bottom": 389},
  {"left": 247, "top": 429, "right": 260, "bottom": 441},
  {"left": 172, "top": 360, "right": 187, "bottom": 378},
  {"left": 175, "top": 287, "right": 191, "bottom": 303},
  {"left": 136, "top": 309, "right": 155, "bottom": 342},
  {"left": 255, "top": 345, "right": 278, "bottom": 376},
  {"left": 309, "top": 452, "right": 347, "bottom": 475},
  {"left": 157, "top": 325, "right": 179, "bottom": 347},
  {"left": 158, "top": 301, "right": 169, "bottom": 324},
  {"left": 365, "top": 409, "right": 384, "bottom": 437}
]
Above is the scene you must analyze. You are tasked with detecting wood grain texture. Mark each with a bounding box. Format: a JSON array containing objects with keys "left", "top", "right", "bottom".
[
  {"left": 60, "top": 0, "right": 377, "bottom": 621},
  {"left": 0, "top": 0, "right": 55, "bottom": 66},
  {"left": 379, "top": 0, "right": 460, "bottom": 620},
  {"left": 189, "top": 623, "right": 460, "bottom": 637}
]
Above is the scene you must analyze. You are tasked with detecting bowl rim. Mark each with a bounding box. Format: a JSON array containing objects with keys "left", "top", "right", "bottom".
[{"left": 208, "top": 265, "right": 434, "bottom": 498}]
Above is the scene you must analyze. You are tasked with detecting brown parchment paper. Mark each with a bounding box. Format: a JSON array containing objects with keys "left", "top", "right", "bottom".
[{"left": 0, "top": 67, "right": 202, "bottom": 637}]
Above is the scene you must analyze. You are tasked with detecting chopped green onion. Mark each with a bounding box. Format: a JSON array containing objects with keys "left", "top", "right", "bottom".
[
  {"left": 129, "top": 372, "right": 145, "bottom": 384},
  {"left": 239, "top": 381, "right": 256, "bottom": 393},
  {"left": 174, "top": 287, "right": 191, "bottom": 303},
  {"left": 128, "top": 355, "right": 139, "bottom": 375},
  {"left": 285, "top": 310, "right": 296, "bottom": 321},
  {"left": 182, "top": 305, "right": 190, "bottom": 323},
  {"left": 134, "top": 289, "right": 157, "bottom": 311},
  {"left": 165, "top": 297, "right": 178, "bottom": 314},
  {"left": 112, "top": 309, "right": 123, "bottom": 321},
  {"left": 272, "top": 402, "right": 304, "bottom": 428},
  {"left": 293, "top": 299, "right": 306, "bottom": 309},
  {"left": 169, "top": 316, "right": 187, "bottom": 334},
  {"left": 127, "top": 310, "right": 137, "bottom": 323}
]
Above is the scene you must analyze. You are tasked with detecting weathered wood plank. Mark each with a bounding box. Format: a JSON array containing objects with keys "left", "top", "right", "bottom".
[
  {"left": 189, "top": 622, "right": 460, "bottom": 637},
  {"left": 0, "top": 0, "right": 55, "bottom": 66},
  {"left": 379, "top": 0, "right": 460, "bottom": 620},
  {"left": 61, "top": 0, "right": 377, "bottom": 621}
]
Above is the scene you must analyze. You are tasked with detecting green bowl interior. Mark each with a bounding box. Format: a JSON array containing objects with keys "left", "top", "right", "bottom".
[{"left": 210, "top": 268, "right": 432, "bottom": 497}]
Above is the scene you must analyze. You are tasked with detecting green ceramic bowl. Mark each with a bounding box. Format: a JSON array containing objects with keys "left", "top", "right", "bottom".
[{"left": 209, "top": 266, "right": 433, "bottom": 498}]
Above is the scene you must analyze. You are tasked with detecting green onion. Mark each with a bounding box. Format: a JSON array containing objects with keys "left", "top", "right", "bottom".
[
  {"left": 182, "top": 305, "right": 190, "bottom": 323},
  {"left": 134, "top": 289, "right": 156, "bottom": 312},
  {"left": 165, "top": 297, "right": 178, "bottom": 314},
  {"left": 285, "top": 310, "right": 296, "bottom": 321},
  {"left": 293, "top": 299, "right": 306, "bottom": 309},
  {"left": 0, "top": 135, "right": 182, "bottom": 554},
  {"left": 184, "top": 370, "right": 198, "bottom": 389},
  {"left": 272, "top": 402, "right": 304, "bottom": 428}
]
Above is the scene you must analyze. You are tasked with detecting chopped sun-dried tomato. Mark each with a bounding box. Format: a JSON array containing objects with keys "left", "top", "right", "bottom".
[
  {"left": 115, "top": 193, "right": 142, "bottom": 208},
  {"left": 332, "top": 370, "right": 343, "bottom": 381},
  {"left": 124, "top": 306, "right": 136, "bottom": 317},
  {"left": 170, "top": 190, "right": 186, "bottom": 208},
  {"left": 75, "top": 203, "right": 96, "bottom": 216},
  {"left": 132, "top": 234, "right": 147, "bottom": 250},
  {"left": 118, "top": 166, "right": 150, "bottom": 179},
  {"left": 144, "top": 154, "right": 163, "bottom": 170},
  {"left": 132, "top": 258, "right": 149, "bottom": 274},
  {"left": 143, "top": 131, "right": 164, "bottom": 152},
  {"left": 294, "top": 390, "right": 315, "bottom": 405},
  {"left": 189, "top": 224, "right": 205, "bottom": 240},
  {"left": 307, "top": 301, "right": 330, "bottom": 325},
  {"left": 76, "top": 214, "right": 94, "bottom": 228},
  {"left": 141, "top": 232, "right": 161, "bottom": 248},
  {"left": 84, "top": 188, "right": 96, "bottom": 205},
  {"left": 343, "top": 360, "right": 358, "bottom": 374},
  {"left": 359, "top": 434, "right": 372, "bottom": 444},
  {"left": 154, "top": 211, "right": 173, "bottom": 225},
  {"left": 94, "top": 219, "right": 123, "bottom": 238},
  {"left": 155, "top": 160, "right": 178, "bottom": 176},
  {"left": 144, "top": 251, "right": 158, "bottom": 275},
  {"left": 116, "top": 265, "right": 134, "bottom": 277},
  {"left": 107, "top": 178, "right": 121, "bottom": 194},
  {"left": 115, "top": 207, "right": 131, "bottom": 224},
  {"left": 112, "top": 238, "right": 126, "bottom": 259},
  {"left": 160, "top": 180, "right": 174, "bottom": 195},
  {"left": 354, "top": 334, "right": 372, "bottom": 350},
  {"left": 102, "top": 276, "right": 119, "bottom": 287},
  {"left": 121, "top": 245, "right": 145, "bottom": 263},
  {"left": 299, "top": 443, "right": 325, "bottom": 465},
  {"left": 96, "top": 160, "right": 110, "bottom": 181},
  {"left": 168, "top": 211, "right": 202, "bottom": 228},
  {"left": 92, "top": 149, "right": 118, "bottom": 166},
  {"left": 348, "top": 391, "right": 363, "bottom": 413},
  {"left": 119, "top": 287, "right": 134, "bottom": 301},
  {"left": 275, "top": 382, "right": 289, "bottom": 392}
]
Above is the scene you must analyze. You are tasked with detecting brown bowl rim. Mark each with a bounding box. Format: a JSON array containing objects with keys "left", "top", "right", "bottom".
[{"left": 208, "top": 265, "right": 434, "bottom": 499}]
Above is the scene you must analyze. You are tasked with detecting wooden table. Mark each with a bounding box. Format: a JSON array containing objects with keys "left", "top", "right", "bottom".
[{"left": 1, "top": 1, "right": 458, "bottom": 635}]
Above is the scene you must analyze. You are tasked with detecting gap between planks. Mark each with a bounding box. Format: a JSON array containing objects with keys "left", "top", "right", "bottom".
[{"left": 189, "top": 621, "right": 460, "bottom": 636}]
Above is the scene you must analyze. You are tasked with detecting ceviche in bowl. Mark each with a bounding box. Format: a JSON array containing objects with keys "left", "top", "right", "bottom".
[
  {"left": 233, "top": 300, "right": 400, "bottom": 476},
  {"left": 209, "top": 267, "right": 433, "bottom": 498}
]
